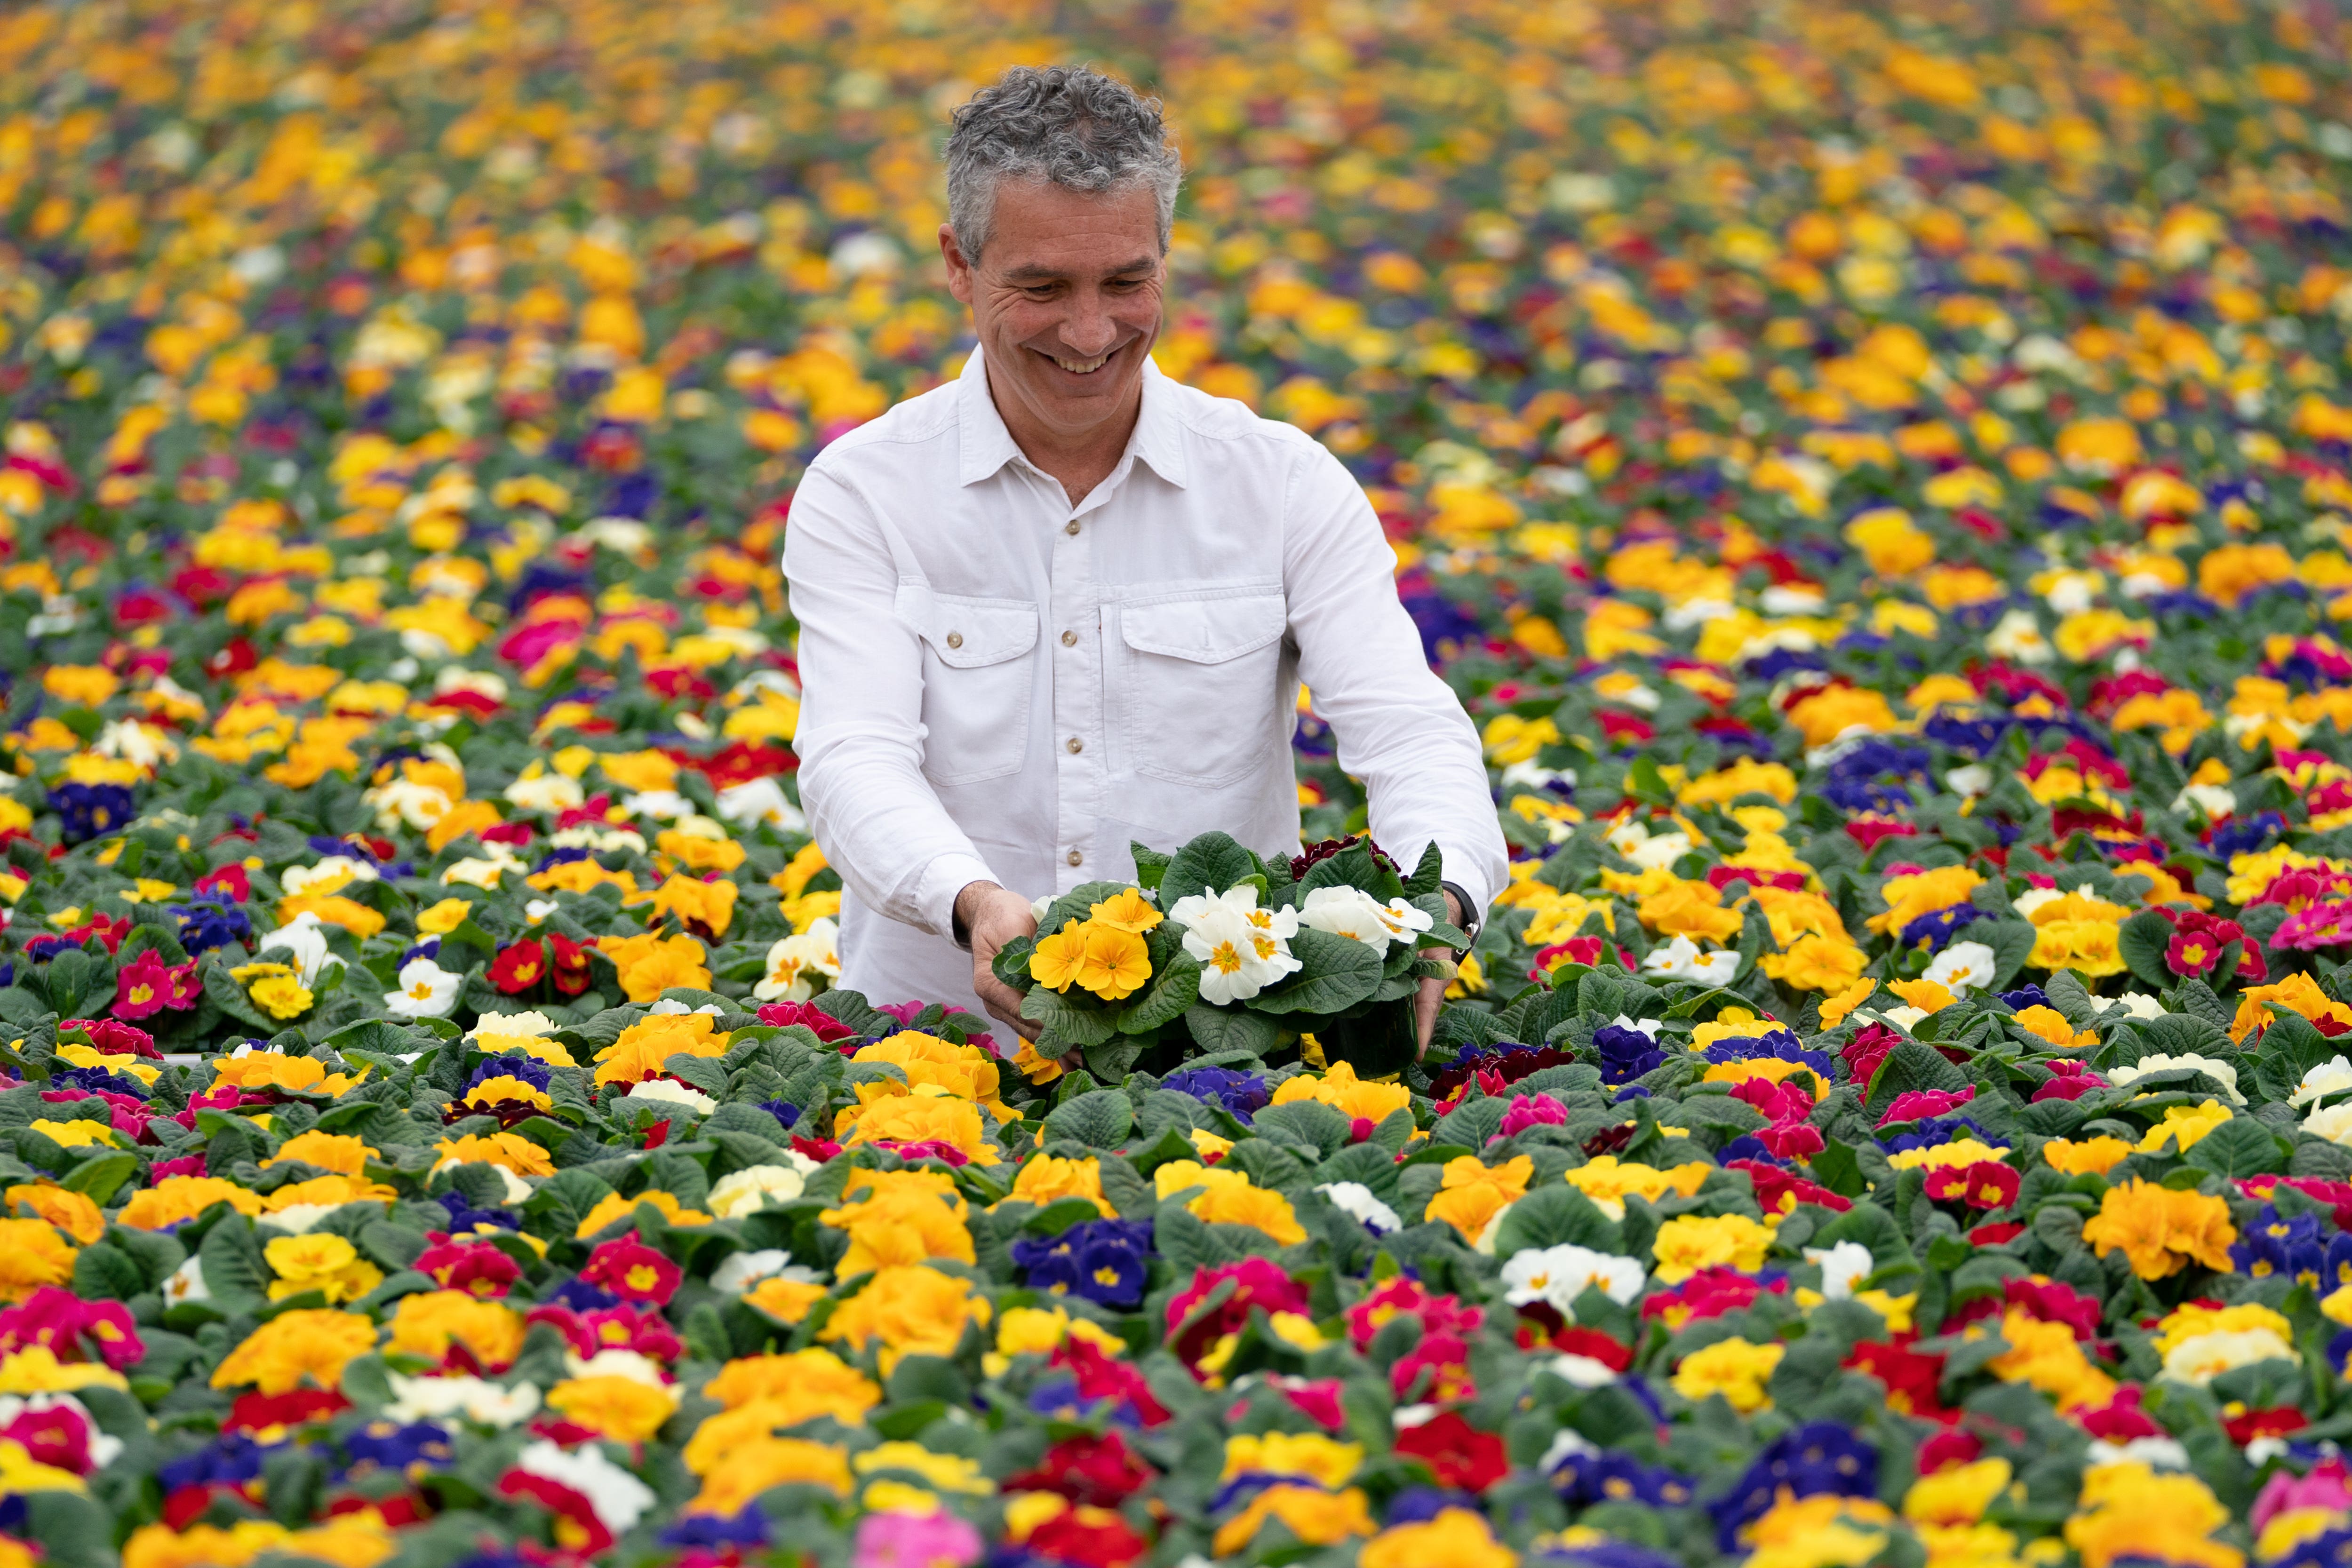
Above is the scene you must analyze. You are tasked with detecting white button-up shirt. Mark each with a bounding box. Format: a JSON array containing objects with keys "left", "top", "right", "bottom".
[{"left": 785, "top": 347, "right": 1506, "bottom": 1020}]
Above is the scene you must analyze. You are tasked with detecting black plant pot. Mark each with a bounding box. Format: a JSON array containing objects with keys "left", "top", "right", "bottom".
[{"left": 1311, "top": 996, "right": 1420, "bottom": 1080}]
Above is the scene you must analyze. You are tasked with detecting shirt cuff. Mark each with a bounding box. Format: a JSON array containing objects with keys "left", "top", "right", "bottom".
[{"left": 914, "top": 852, "right": 1003, "bottom": 942}]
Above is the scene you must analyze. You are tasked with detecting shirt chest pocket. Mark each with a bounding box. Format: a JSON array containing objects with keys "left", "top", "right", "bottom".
[
  {"left": 898, "top": 588, "right": 1038, "bottom": 787},
  {"left": 1116, "top": 591, "right": 1289, "bottom": 788}
]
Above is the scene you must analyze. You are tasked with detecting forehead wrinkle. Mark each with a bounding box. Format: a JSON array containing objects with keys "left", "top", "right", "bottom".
[{"left": 995, "top": 256, "right": 1159, "bottom": 284}]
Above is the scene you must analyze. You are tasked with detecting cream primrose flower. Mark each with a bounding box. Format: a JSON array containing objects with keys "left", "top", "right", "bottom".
[
  {"left": 504, "top": 770, "right": 585, "bottom": 813},
  {"left": 2294, "top": 1055, "right": 2352, "bottom": 1108},
  {"left": 366, "top": 778, "right": 456, "bottom": 831},
  {"left": 2108, "top": 1052, "right": 2245, "bottom": 1105},
  {"left": 564, "top": 1348, "right": 671, "bottom": 1388},
  {"left": 2303, "top": 1102, "right": 2352, "bottom": 1146},
  {"left": 441, "top": 843, "right": 527, "bottom": 889},
  {"left": 626, "top": 1079, "right": 717, "bottom": 1115},
  {"left": 473, "top": 1009, "right": 560, "bottom": 1037},
  {"left": 281, "top": 855, "right": 380, "bottom": 898},
  {"left": 2161, "top": 1327, "right": 2296, "bottom": 1386},
  {"left": 386, "top": 1373, "right": 542, "bottom": 1428},
  {"left": 707, "top": 1162, "right": 815, "bottom": 1219},
  {"left": 753, "top": 918, "right": 840, "bottom": 1002}
]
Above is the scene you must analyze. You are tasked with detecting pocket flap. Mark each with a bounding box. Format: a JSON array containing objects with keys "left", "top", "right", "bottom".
[
  {"left": 896, "top": 587, "right": 1038, "bottom": 668},
  {"left": 1119, "top": 593, "right": 1287, "bottom": 664}
]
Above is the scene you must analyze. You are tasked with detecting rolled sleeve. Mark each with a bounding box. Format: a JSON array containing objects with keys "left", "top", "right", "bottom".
[{"left": 1280, "top": 443, "right": 1506, "bottom": 915}]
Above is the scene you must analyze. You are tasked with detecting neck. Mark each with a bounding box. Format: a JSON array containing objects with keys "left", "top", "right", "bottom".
[{"left": 987, "top": 358, "right": 1144, "bottom": 507}]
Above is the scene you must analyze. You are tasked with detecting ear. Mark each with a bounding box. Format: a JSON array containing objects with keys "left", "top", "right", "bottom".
[{"left": 940, "top": 223, "right": 974, "bottom": 304}]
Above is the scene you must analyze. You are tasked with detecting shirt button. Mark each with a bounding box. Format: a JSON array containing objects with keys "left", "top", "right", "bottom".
[
  {"left": 1066, "top": 849, "right": 1083, "bottom": 867},
  {"left": 945, "top": 631, "right": 963, "bottom": 649},
  {"left": 1061, "top": 630, "right": 1077, "bottom": 647},
  {"left": 1064, "top": 519, "right": 1081, "bottom": 535},
  {"left": 1066, "top": 736, "right": 1083, "bottom": 754}
]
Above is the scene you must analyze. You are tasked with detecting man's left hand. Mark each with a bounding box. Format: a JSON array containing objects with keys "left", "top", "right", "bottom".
[{"left": 1414, "top": 890, "right": 1466, "bottom": 1061}]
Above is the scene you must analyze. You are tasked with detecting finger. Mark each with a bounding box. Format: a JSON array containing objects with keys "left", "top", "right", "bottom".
[
  {"left": 981, "top": 984, "right": 1041, "bottom": 1041},
  {"left": 1414, "top": 975, "right": 1443, "bottom": 1059}
]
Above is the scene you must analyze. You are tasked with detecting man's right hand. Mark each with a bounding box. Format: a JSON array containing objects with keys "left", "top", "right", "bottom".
[{"left": 958, "top": 881, "right": 1042, "bottom": 1041}]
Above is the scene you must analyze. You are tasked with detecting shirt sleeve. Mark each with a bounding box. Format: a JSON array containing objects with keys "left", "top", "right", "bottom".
[
  {"left": 783, "top": 463, "right": 1000, "bottom": 938},
  {"left": 1279, "top": 439, "right": 1507, "bottom": 921}
]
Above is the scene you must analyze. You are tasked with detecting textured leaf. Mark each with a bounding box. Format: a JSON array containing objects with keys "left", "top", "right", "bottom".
[
  {"left": 1129, "top": 842, "right": 1173, "bottom": 891},
  {"left": 61, "top": 1152, "right": 136, "bottom": 1206},
  {"left": 199, "top": 1220, "right": 269, "bottom": 1313},
  {"left": 1980, "top": 921, "right": 2038, "bottom": 991},
  {"left": 2119, "top": 909, "right": 2176, "bottom": 991},
  {"left": 1251, "top": 927, "right": 1384, "bottom": 1016},
  {"left": 1116, "top": 950, "right": 1199, "bottom": 1035},
  {"left": 1865, "top": 1039, "right": 1971, "bottom": 1116},
  {"left": 1184, "top": 1003, "right": 1280, "bottom": 1056},
  {"left": 2183, "top": 1116, "right": 2287, "bottom": 1178},
  {"left": 1252, "top": 1100, "right": 1354, "bottom": 1158},
  {"left": 1162, "top": 833, "right": 1260, "bottom": 906},
  {"left": 1041, "top": 1090, "right": 1133, "bottom": 1150},
  {"left": 71, "top": 1243, "right": 144, "bottom": 1304},
  {"left": 1022, "top": 987, "right": 1116, "bottom": 1052},
  {"left": 1492, "top": 1183, "right": 1624, "bottom": 1257}
]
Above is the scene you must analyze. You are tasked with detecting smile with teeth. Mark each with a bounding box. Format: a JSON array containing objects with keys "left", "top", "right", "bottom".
[{"left": 1047, "top": 349, "right": 1112, "bottom": 374}]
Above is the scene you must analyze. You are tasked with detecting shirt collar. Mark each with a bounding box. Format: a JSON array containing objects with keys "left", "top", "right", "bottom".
[{"left": 956, "top": 345, "right": 1190, "bottom": 491}]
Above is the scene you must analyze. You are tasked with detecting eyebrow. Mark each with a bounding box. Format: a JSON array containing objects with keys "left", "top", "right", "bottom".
[{"left": 999, "top": 257, "right": 1160, "bottom": 284}]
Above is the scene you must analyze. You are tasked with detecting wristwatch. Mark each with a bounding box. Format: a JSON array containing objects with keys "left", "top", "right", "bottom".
[{"left": 1440, "top": 880, "right": 1482, "bottom": 942}]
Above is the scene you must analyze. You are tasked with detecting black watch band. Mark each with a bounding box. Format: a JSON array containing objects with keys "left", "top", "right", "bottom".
[
  {"left": 952, "top": 900, "right": 975, "bottom": 952},
  {"left": 1440, "top": 880, "right": 1481, "bottom": 941}
]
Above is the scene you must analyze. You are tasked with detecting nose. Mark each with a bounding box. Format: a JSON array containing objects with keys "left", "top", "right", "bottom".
[{"left": 1060, "top": 291, "right": 1118, "bottom": 358}]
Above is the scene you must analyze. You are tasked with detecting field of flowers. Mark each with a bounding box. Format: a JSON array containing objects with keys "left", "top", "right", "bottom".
[{"left": 12, "top": 0, "right": 2352, "bottom": 1564}]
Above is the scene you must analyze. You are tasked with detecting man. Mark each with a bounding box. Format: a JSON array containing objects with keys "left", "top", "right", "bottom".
[{"left": 786, "top": 64, "right": 1506, "bottom": 1054}]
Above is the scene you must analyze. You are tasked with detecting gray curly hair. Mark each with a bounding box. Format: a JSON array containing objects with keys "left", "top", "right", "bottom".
[{"left": 945, "top": 65, "right": 1183, "bottom": 263}]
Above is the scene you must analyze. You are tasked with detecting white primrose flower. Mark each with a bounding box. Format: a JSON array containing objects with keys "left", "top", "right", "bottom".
[
  {"left": 715, "top": 776, "right": 805, "bottom": 832},
  {"left": 1803, "top": 1241, "right": 1876, "bottom": 1300},
  {"left": 1641, "top": 934, "right": 1739, "bottom": 984},
  {"left": 1923, "top": 940, "right": 1998, "bottom": 993},
  {"left": 627, "top": 1079, "right": 717, "bottom": 1115},
  {"left": 1313, "top": 1181, "right": 1402, "bottom": 1234},
  {"left": 1297, "top": 885, "right": 1432, "bottom": 952},
  {"left": 1500, "top": 1244, "right": 1646, "bottom": 1312},
  {"left": 257, "top": 911, "right": 339, "bottom": 987},
  {"left": 388, "top": 1374, "right": 541, "bottom": 1428},
  {"left": 1172, "top": 885, "right": 1302, "bottom": 1005},
  {"left": 385, "top": 957, "right": 463, "bottom": 1018},
  {"left": 512, "top": 1441, "right": 657, "bottom": 1534}
]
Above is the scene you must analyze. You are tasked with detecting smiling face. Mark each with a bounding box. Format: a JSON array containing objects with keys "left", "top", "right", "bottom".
[{"left": 941, "top": 178, "right": 1165, "bottom": 459}]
